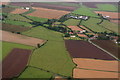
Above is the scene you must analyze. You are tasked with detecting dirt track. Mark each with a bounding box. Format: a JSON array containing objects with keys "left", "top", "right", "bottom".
[
  {"left": 27, "top": 7, "right": 70, "bottom": 19},
  {"left": 2, "top": 48, "right": 31, "bottom": 78},
  {"left": 65, "top": 40, "right": 116, "bottom": 60},
  {"left": 1, "top": 30, "right": 45, "bottom": 47}
]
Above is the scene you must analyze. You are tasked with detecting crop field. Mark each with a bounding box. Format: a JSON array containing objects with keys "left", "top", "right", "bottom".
[
  {"left": 2, "top": 41, "right": 34, "bottom": 60},
  {"left": 3, "top": 19, "right": 33, "bottom": 27},
  {"left": 2, "top": 48, "right": 31, "bottom": 78},
  {"left": 73, "top": 5, "right": 98, "bottom": 17},
  {"left": 2, "top": 6, "right": 15, "bottom": 13},
  {"left": 19, "top": 67, "right": 53, "bottom": 79},
  {"left": 22, "top": 26, "right": 75, "bottom": 77},
  {"left": 94, "top": 11, "right": 119, "bottom": 19},
  {"left": 2, "top": 30, "right": 45, "bottom": 47},
  {"left": 73, "top": 58, "right": 118, "bottom": 72},
  {"left": 2, "top": 23, "right": 31, "bottom": 32},
  {"left": 30, "top": 2, "right": 78, "bottom": 11},
  {"left": 100, "top": 20, "right": 119, "bottom": 34},
  {"left": 26, "top": 15, "right": 48, "bottom": 22},
  {"left": 111, "top": 20, "right": 120, "bottom": 24},
  {"left": 10, "top": 8, "right": 29, "bottom": 14},
  {"left": 65, "top": 40, "right": 115, "bottom": 60},
  {"left": 67, "top": 26, "right": 83, "bottom": 31},
  {"left": 7, "top": 14, "right": 32, "bottom": 22},
  {"left": 81, "top": 18, "right": 111, "bottom": 33},
  {"left": 91, "top": 40, "right": 120, "bottom": 59},
  {"left": 64, "top": 19, "right": 80, "bottom": 26},
  {"left": 73, "top": 68, "right": 118, "bottom": 78},
  {"left": 95, "top": 4, "right": 118, "bottom": 12},
  {"left": 27, "top": 7, "right": 70, "bottom": 19}
]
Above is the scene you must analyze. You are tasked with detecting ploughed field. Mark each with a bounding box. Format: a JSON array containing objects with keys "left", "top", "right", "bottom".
[
  {"left": 1, "top": 30, "right": 45, "bottom": 47},
  {"left": 10, "top": 2, "right": 78, "bottom": 11},
  {"left": 65, "top": 40, "right": 115, "bottom": 60},
  {"left": 27, "top": 7, "right": 70, "bottom": 19},
  {"left": 2, "top": 23, "right": 31, "bottom": 32},
  {"left": 2, "top": 48, "right": 31, "bottom": 78},
  {"left": 10, "top": 8, "right": 29, "bottom": 14},
  {"left": 91, "top": 40, "right": 120, "bottom": 59}
]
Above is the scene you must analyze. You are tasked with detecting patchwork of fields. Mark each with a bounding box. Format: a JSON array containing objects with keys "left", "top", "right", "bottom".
[{"left": 2, "top": 2, "right": 119, "bottom": 79}]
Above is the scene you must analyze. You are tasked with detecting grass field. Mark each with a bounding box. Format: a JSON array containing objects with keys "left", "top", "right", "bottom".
[
  {"left": 19, "top": 67, "right": 53, "bottom": 79},
  {"left": 26, "top": 15, "right": 48, "bottom": 22},
  {"left": 100, "top": 20, "right": 119, "bottom": 34},
  {"left": 90, "top": 4, "right": 118, "bottom": 12},
  {"left": 64, "top": 19, "right": 80, "bottom": 26},
  {"left": 2, "top": 41, "right": 34, "bottom": 59},
  {"left": 81, "top": 18, "right": 111, "bottom": 33},
  {"left": 7, "top": 14, "right": 32, "bottom": 22},
  {"left": 3, "top": 19, "right": 33, "bottom": 27},
  {"left": 73, "top": 5, "right": 98, "bottom": 17},
  {"left": 22, "top": 26, "right": 75, "bottom": 77}
]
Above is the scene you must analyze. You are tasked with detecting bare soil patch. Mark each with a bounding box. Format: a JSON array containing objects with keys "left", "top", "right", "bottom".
[
  {"left": 10, "top": 8, "right": 29, "bottom": 14},
  {"left": 27, "top": 7, "right": 70, "bottom": 19},
  {"left": 2, "top": 48, "right": 31, "bottom": 78},
  {"left": 65, "top": 40, "right": 115, "bottom": 60},
  {"left": 94, "top": 11, "right": 120, "bottom": 19},
  {"left": 2, "top": 23, "right": 31, "bottom": 32},
  {"left": 73, "top": 58, "right": 119, "bottom": 72},
  {"left": 1, "top": 30, "right": 45, "bottom": 47},
  {"left": 73, "top": 68, "right": 118, "bottom": 78},
  {"left": 67, "top": 26, "right": 83, "bottom": 31}
]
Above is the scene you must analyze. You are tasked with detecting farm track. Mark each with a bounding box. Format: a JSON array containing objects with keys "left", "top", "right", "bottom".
[{"left": 2, "top": 48, "right": 31, "bottom": 78}]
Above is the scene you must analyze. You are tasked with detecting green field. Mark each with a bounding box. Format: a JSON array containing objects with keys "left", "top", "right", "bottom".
[
  {"left": 90, "top": 4, "right": 118, "bottom": 12},
  {"left": 100, "top": 20, "right": 119, "bottom": 34},
  {"left": 26, "top": 15, "right": 48, "bottom": 22},
  {"left": 3, "top": 19, "right": 33, "bottom": 27},
  {"left": 73, "top": 5, "right": 98, "bottom": 17},
  {"left": 2, "top": 41, "right": 34, "bottom": 59},
  {"left": 81, "top": 18, "right": 111, "bottom": 33},
  {"left": 22, "top": 26, "right": 75, "bottom": 77},
  {"left": 7, "top": 14, "right": 32, "bottom": 22},
  {"left": 19, "top": 67, "right": 53, "bottom": 79},
  {"left": 64, "top": 19, "right": 80, "bottom": 26}
]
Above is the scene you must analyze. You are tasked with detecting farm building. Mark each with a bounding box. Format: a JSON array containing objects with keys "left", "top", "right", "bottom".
[{"left": 22, "top": 7, "right": 30, "bottom": 10}]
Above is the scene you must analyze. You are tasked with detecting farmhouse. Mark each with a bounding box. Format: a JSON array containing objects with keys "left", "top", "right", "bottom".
[
  {"left": 22, "top": 7, "right": 30, "bottom": 10},
  {"left": 69, "top": 15, "right": 88, "bottom": 20}
]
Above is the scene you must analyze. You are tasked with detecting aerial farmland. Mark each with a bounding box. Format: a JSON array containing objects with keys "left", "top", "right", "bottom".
[{"left": 1, "top": 2, "right": 120, "bottom": 80}]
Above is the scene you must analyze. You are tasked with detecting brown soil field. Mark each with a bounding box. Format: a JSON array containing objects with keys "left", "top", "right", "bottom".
[
  {"left": 27, "top": 7, "right": 70, "bottom": 19},
  {"left": 10, "top": 8, "right": 29, "bottom": 14},
  {"left": 10, "top": 2, "right": 78, "bottom": 11},
  {"left": 110, "top": 20, "right": 120, "bottom": 24},
  {"left": 94, "top": 11, "right": 120, "bottom": 19},
  {"left": 73, "top": 58, "right": 119, "bottom": 72},
  {"left": 2, "top": 6, "right": 15, "bottom": 13},
  {"left": 67, "top": 26, "right": 83, "bottom": 31},
  {"left": 77, "top": 34, "right": 88, "bottom": 38},
  {"left": 1, "top": 30, "right": 45, "bottom": 47},
  {"left": 73, "top": 68, "right": 119, "bottom": 78},
  {"left": 2, "top": 48, "right": 31, "bottom": 78},
  {"left": 91, "top": 40, "right": 120, "bottom": 59},
  {"left": 65, "top": 40, "right": 115, "bottom": 60},
  {"left": 2, "top": 23, "right": 31, "bottom": 32},
  {"left": 31, "top": 3, "right": 78, "bottom": 11},
  {"left": 82, "top": 2, "right": 117, "bottom": 8}
]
